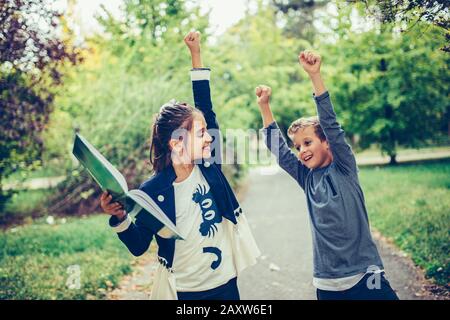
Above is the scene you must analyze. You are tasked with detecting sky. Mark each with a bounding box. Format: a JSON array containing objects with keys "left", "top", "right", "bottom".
[{"left": 73, "top": 0, "right": 251, "bottom": 38}]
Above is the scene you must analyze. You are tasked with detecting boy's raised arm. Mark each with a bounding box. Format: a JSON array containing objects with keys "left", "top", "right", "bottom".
[
  {"left": 299, "top": 51, "right": 357, "bottom": 175},
  {"left": 256, "top": 85, "right": 308, "bottom": 189},
  {"left": 255, "top": 86, "right": 275, "bottom": 128}
]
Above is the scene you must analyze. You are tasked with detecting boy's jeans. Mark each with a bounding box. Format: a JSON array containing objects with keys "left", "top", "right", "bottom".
[{"left": 316, "top": 272, "right": 399, "bottom": 300}]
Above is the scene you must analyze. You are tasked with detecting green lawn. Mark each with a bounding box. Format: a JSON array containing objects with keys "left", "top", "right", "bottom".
[
  {"left": 1, "top": 159, "right": 448, "bottom": 299},
  {"left": 0, "top": 214, "right": 136, "bottom": 299},
  {"left": 360, "top": 159, "right": 450, "bottom": 287}
]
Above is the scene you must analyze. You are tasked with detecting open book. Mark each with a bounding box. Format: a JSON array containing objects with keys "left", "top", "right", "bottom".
[{"left": 72, "top": 133, "right": 183, "bottom": 240}]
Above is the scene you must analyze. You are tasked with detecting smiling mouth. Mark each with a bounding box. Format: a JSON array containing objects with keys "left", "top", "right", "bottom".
[{"left": 303, "top": 155, "right": 313, "bottom": 162}]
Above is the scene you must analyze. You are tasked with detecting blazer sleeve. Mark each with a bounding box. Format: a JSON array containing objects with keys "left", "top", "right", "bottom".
[{"left": 191, "top": 68, "right": 222, "bottom": 167}]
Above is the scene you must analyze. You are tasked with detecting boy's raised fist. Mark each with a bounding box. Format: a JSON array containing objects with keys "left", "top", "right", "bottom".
[
  {"left": 298, "top": 50, "right": 321, "bottom": 75},
  {"left": 255, "top": 85, "right": 272, "bottom": 106}
]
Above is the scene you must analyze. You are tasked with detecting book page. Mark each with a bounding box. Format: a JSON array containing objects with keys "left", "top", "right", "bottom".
[{"left": 128, "top": 189, "right": 184, "bottom": 240}]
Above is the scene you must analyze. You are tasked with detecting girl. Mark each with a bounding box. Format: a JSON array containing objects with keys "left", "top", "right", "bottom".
[{"left": 100, "top": 31, "right": 260, "bottom": 300}]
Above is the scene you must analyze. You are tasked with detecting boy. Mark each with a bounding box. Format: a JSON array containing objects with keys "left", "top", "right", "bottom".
[{"left": 255, "top": 50, "right": 399, "bottom": 300}]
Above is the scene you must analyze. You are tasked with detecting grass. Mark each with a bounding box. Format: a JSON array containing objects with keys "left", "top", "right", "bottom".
[
  {"left": 0, "top": 214, "right": 136, "bottom": 299},
  {"left": 360, "top": 159, "right": 450, "bottom": 287},
  {"left": 1, "top": 189, "right": 54, "bottom": 225},
  {"left": 1, "top": 158, "right": 448, "bottom": 299},
  {"left": 355, "top": 145, "right": 450, "bottom": 158}
]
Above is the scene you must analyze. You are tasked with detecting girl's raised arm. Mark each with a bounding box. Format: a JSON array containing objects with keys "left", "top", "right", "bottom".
[{"left": 184, "top": 31, "right": 221, "bottom": 165}]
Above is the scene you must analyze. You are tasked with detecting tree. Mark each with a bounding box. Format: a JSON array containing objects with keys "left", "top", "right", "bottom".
[
  {"left": 326, "top": 20, "right": 449, "bottom": 164},
  {"left": 352, "top": 0, "right": 450, "bottom": 52},
  {"left": 0, "top": 0, "right": 80, "bottom": 210},
  {"left": 95, "top": 0, "right": 208, "bottom": 72},
  {"left": 272, "top": 0, "right": 330, "bottom": 42},
  {"left": 47, "top": 0, "right": 210, "bottom": 215}
]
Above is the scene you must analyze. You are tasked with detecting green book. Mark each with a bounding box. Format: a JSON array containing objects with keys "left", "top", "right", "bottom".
[{"left": 72, "top": 133, "right": 183, "bottom": 240}]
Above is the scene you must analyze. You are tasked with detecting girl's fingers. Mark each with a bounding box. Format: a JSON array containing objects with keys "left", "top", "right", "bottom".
[
  {"left": 111, "top": 203, "right": 123, "bottom": 209},
  {"left": 106, "top": 202, "right": 122, "bottom": 211},
  {"left": 103, "top": 194, "right": 112, "bottom": 205}
]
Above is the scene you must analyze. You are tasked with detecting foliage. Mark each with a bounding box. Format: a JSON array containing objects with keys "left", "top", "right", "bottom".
[
  {"left": 352, "top": 0, "right": 450, "bottom": 52},
  {"left": 322, "top": 4, "right": 450, "bottom": 163},
  {"left": 0, "top": 0, "right": 80, "bottom": 210},
  {"left": 45, "top": 0, "right": 210, "bottom": 214},
  {"left": 272, "top": 0, "right": 330, "bottom": 43}
]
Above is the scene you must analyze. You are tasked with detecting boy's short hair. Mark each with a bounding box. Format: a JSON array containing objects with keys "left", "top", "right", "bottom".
[{"left": 287, "top": 116, "right": 327, "bottom": 142}]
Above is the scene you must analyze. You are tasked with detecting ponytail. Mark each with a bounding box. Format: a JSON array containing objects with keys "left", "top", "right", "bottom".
[{"left": 149, "top": 101, "right": 200, "bottom": 173}]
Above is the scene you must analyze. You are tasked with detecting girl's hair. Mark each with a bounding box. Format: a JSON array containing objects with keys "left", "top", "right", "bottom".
[
  {"left": 149, "top": 100, "right": 201, "bottom": 173},
  {"left": 287, "top": 116, "right": 326, "bottom": 141}
]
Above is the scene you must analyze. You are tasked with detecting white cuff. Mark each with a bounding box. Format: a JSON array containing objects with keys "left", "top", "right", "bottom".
[
  {"left": 112, "top": 214, "right": 132, "bottom": 233},
  {"left": 190, "top": 69, "right": 210, "bottom": 81}
]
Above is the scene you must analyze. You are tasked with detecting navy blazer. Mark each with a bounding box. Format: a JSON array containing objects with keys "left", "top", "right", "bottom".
[{"left": 110, "top": 69, "right": 241, "bottom": 270}]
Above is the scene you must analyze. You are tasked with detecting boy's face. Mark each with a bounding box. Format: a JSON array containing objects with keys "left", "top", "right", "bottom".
[{"left": 292, "top": 126, "right": 333, "bottom": 169}]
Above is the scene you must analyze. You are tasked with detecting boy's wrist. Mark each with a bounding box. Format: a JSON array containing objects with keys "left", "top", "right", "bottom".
[
  {"left": 308, "top": 72, "right": 322, "bottom": 79},
  {"left": 258, "top": 102, "right": 271, "bottom": 110}
]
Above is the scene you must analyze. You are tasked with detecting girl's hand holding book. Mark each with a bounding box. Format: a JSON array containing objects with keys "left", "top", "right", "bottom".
[{"left": 100, "top": 191, "right": 126, "bottom": 220}]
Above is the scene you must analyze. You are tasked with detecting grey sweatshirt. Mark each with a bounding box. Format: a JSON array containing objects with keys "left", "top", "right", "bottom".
[{"left": 262, "top": 91, "right": 384, "bottom": 279}]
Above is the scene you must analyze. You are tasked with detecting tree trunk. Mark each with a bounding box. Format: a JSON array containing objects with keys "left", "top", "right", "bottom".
[{"left": 389, "top": 154, "right": 397, "bottom": 165}]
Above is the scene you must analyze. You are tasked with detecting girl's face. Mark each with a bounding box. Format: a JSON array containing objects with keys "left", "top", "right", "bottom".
[
  {"left": 171, "top": 112, "right": 212, "bottom": 164},
  {"left": 292, "top": 126, "right": 333, "bottom": 169},
  {"left": 188, "top": 112, "right": 213, "bottom": 161}
]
